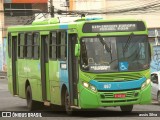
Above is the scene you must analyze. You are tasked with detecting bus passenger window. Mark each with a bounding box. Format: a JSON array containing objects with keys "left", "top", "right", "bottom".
[
  {"left": 26, "top": 33, "right": 33, "bottom": 59},
  {"left": 49, "top": 32, "right": 57, "bottom": 60},
  {"left": 60, "top": 31, "right": 67, "bottom": 60},
  {"left": 33, "top": 33, "right": 40, "bottom": 59},
  {"left": 18, "top": 33, "right": 24, "bottom": 58}
]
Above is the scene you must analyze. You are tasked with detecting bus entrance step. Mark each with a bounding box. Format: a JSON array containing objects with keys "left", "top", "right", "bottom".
[
  {"left": 70, "top": 106, "right": 81, "bottom": 109},
  {"left": 44, "top": 101, "right": 51, "bottom": 106}
]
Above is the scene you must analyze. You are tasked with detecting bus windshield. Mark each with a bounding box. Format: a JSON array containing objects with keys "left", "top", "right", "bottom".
[{"left": 80, "top": 35, "right": 150, "bottom": 73}]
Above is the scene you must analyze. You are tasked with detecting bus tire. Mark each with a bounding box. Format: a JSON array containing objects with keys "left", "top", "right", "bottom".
[
  {"left": 26, "top": 86, "right": 41, "bottom": 111},
  {"left": 120, "top": 105, "right": 133, "bottom": 113},
  {"left": 64, "top": 90, "right": 73, "bottom": 115}
]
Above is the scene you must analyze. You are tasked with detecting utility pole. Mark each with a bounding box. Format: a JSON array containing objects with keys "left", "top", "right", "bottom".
[{"left": 50, "top": 0, "right": 54, "bottom": 17}]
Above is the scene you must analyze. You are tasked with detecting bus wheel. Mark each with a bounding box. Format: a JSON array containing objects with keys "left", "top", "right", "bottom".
[
  {"left": 26, "top": 86, "right": 41, "bottom": 110},
  {"left": 120, "top": 105, "right": 133, "bottom": 113},
  {"left": 65, "top": 90, "right": 73, "bottom": 115}
]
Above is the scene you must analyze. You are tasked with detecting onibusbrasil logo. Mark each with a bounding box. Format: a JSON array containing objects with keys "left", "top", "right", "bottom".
[{"left": 1, "top": 112, "right": 42, "bottom": 117}]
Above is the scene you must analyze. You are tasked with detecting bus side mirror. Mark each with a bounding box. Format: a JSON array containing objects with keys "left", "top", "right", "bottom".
[{"left": 75, "top": 44, "right": 80, "bottom": 57}]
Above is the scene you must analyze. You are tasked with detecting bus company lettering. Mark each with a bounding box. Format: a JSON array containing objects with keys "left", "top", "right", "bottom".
[
  {"left": 90, "top": 66, "right": 110, "bottom": 70},
  {"left": 104, "top": 84, "right": 111, "bottom": 89},
  {"left": 24, "top": 67, "right": 31, "bottom": 72}
]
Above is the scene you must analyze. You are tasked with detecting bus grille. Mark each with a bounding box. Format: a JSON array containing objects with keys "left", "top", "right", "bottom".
[
  {"left": 101, "top": 91, "right": 135, "bottom": 98},
  {"left": 94, "top": 73, "right": 143, "bottom": 82},
  {"left": 99, "top": 90, "right": 140, "bottom": 103}
]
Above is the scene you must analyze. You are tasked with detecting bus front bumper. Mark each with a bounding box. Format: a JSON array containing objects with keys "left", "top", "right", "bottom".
[{"left": 79, "top": 84, "right": 151, "bottom": 109}]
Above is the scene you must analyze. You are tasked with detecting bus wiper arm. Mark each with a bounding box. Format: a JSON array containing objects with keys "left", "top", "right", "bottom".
[
  {"left": 97, "top": 34, "right": 111, "bottom": 53},
  {"left": 123, "top": 33, "right": 134, "bottom": 53}
]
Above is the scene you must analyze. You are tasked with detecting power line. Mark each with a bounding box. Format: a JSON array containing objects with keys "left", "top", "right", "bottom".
[
  {"left": 24, "top": 13, "right": 41, "bottom": 25},
  {"left": 64, "top": 0, "right": 160, "bottom": 15},
  {"left": 50, "top": 0, "right": 54, "bottom": 17},
  {"left": 1, "top": 0, "right": 160, "bottom": 26},
  {"left": 2, "top": 1, "right": 160, "bottom": 16},
  {"left": 105, "top": 0, "right": 159, "bottom": 12},
  {"left": 0, "top": 10, "right": 49, "bottom": 14}
]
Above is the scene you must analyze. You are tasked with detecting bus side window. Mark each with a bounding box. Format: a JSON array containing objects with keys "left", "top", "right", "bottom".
[
  {"left": 59, "top": 31, "right": 67, "bottom": 60},
  {"left": 8, "top": 32, "right": 11, "bottom": 58},
  {"left": 25, "top": 33, "right": 33, "bottom": 59},
  {"left": 33, "top": 33, "right": 40, "bottom": 59},
  {"left": 18, "top": 33, "right": 24, "bottom": 59},
  {"left": 49, "top": 32, "right": 57, "bottom": 60}
]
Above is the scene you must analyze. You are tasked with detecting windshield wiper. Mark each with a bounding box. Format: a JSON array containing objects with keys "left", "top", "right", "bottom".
[
  {"left": 97, "top": 34, "right": 111, "bottom": 53},
  {"left": 123, "top": 33, "right": 134, "bottom": 53}
]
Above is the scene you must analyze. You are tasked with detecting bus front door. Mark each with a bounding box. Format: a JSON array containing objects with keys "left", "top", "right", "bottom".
[
  {"left": 68, "top": 34, "right": 78, "bottom": 106},
  {"left": 11, "top": 36, "right": 18, "bottom": 95},
  {"left": 40, "top": 35, "right": 49, "bottom": 101}
]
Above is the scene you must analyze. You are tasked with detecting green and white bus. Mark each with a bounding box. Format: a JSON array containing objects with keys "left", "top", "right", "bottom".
[{"left": 7, "top": 17, "right": 151, "bottom": 114}]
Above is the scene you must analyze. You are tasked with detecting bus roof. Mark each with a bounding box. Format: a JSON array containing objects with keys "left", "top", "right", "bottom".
[{"left": 7, "top": 17, "right": 147, "bottom": 32}]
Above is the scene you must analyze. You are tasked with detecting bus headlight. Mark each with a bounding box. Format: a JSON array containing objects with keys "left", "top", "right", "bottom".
[
  {"left": 141, "top": 79, "right": 151, "bottom": 89},
  {"left": 82, "top": 82, "right": 97, "bottom": 92},
  {"left": 83, "top": 82, "right": 89, "bottom": 88}
]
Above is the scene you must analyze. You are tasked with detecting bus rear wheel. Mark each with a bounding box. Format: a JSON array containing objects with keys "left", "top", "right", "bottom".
[
  {"left": 64, "top": 90, "right": 73, "bottom": 115},
  {"left": 26, "top": 86, "right": 42, "bottom": 110},
  {"left": 120, "top": 105, "right": 133, "bottom": 113}
]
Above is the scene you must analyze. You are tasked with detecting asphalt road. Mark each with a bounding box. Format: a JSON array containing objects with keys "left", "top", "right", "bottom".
[{"left": 0, "top": 77, "right": 160, "bottom": 120}]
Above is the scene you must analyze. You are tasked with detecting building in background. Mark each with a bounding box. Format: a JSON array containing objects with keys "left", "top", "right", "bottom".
[
  {"left": 0, "top": 0, "right": 48, "bottom": 71},
  {"left": 4, "top": 0, "right": 48, "bottom": 33},
  {"left": 65, "top": 0, "right": 160, "bottom": 28},
  {"left": 69, "top": 0, "right": 105, "bottom": 17},
  {"left": 50, "top": 0, "right": 105, "bottom": 22},
  {"left": 104, "top": 0, "right": 160, "bottom": 27}
]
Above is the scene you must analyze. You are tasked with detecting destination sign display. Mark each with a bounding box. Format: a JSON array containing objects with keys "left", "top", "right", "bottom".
[
  {"left": 83, "top": 21, "right": 146, "bottom": 33},
  {"left": 92, "top": 24, "right": 136, "bottom": 32}
]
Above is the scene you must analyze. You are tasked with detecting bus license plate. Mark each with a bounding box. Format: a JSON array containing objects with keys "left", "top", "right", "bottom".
[{"left": 114, "top": 94, "right": 126, "bottom": 98}]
